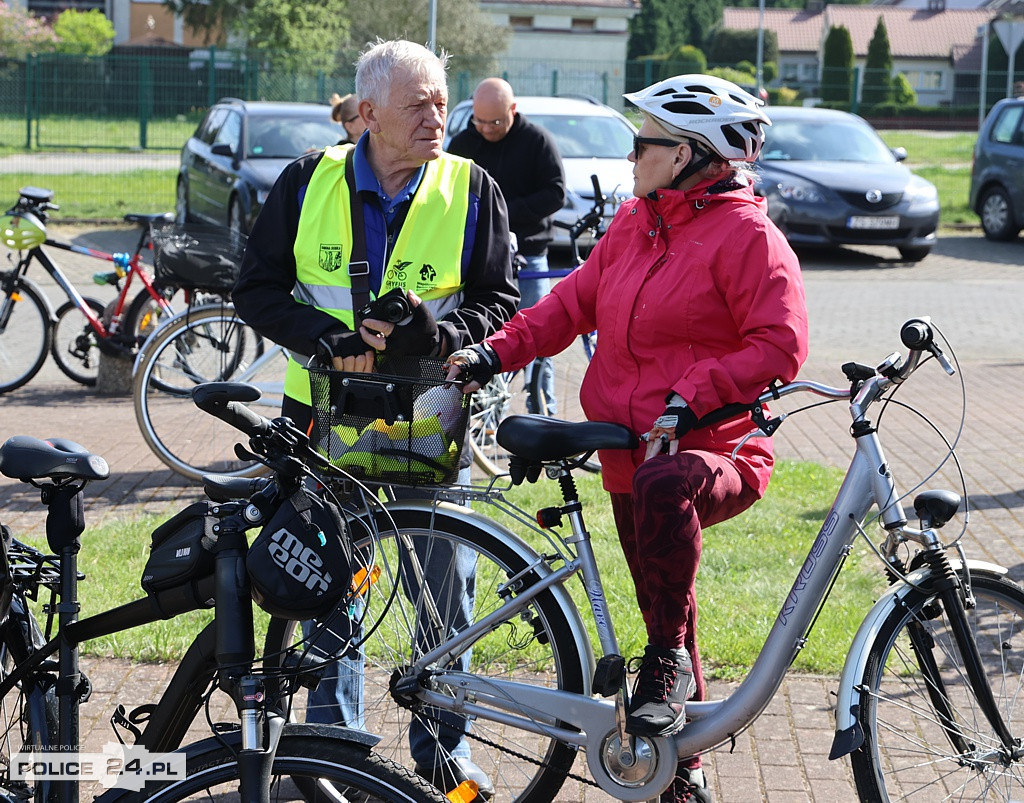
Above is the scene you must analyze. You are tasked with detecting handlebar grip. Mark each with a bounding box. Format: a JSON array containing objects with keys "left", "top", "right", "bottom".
[
  {"left": 191, "top": 382, "right": 270, "bottom": 437},
  {"left": 590, "top": 173, "right": 604, "bottom": 203},
  {"left": 900, "top": 318, "right": 933, "bottom": 351}
]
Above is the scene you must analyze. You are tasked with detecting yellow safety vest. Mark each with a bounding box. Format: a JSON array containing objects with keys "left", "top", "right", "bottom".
[{"left": 284, "top": 146, "right": 472, "bottom": 404}]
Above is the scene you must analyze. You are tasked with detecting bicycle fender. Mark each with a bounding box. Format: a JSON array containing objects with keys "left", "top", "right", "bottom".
[
  {"left": 14, "top": 274, "right": 57, "bottom": 322},
  {"left": 829, "top": 558, "right": 1008, "bottom": 760},
  {"left": 380, "top": 498, "right": 596, "bottom": 689}
]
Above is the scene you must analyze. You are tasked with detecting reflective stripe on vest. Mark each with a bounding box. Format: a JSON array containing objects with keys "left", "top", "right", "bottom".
[{"left": 284, "top": 147, "right": 472, "bottom": 404}]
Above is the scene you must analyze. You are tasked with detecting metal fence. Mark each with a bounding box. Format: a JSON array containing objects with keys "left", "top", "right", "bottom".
[{"left": 1, "top": 50, "right": 1020, "bottom": 219}]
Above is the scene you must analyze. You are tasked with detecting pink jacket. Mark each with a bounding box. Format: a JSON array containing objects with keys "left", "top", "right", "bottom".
[{"left": 487, "top": 176, "right": 809, "bottom": 494}]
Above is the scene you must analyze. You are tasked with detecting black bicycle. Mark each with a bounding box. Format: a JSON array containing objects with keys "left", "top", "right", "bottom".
[{"left": 0, "top": 400, "right": 447, "bottom": 803}]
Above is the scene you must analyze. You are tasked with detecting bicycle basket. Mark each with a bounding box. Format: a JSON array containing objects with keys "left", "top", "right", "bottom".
[
  {"left": 308, "top": 356, "right": 469, "bottom": 486},
  {"left": 150, "top": 222, "right": 247, "bottom": 293}
]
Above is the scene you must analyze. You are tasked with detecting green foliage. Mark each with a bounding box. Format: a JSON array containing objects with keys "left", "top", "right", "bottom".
[
  {"left": 770, "top": 85, "right": 800, "bottom": 106},
  {"left": 763, "top": 61, "right": 777, "bottom": 84},
  {"left": 892, "top": 72, "right": 917, "bottom": 106},
  {"left": 667, "top": 44, "right": 707, "bottom": 74},
  {"left": 242, "top": 0, "right": 347, "bottom": 73},
  {"left": 822, "top": 25, "right": 854, "bottom": 103},
  {"left": 862, "top": 16, "right": 893, "bottom": 106},
  {"left": 53, "top": 9, "right": 115, "bottom": 57},
  {"left": 0, "top": 1, "right": 57, "bottom": 59},
  {"left": 628, "top": 0, "right": 723, "bottom": 61},
  {"left": 708, "top": 65, "right": 756, "bottom": 86},
  {"left": 707, "top": 28, "right": 779, "bottom": 67}
]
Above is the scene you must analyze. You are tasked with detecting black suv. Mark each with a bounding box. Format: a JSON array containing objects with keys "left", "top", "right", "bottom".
[
  {"left": 176, "top": 98, "right": 340, "bottom": 235},
  {"left": 969, "top": 97, "right": 1024, "bottom": 241}
]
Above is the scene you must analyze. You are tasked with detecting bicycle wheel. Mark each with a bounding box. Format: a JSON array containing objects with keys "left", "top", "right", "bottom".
[
  {"left": 125, "top": 731, "right": 446, "bottom": 803},
  {"left": 469, "top": 371, "right": 520, "bottom": 476},
  {"left": 0, "top": 278, "right": 50, "bottom": 394},
  {"left": 133, "top": 306, "right": 284, "bottom": 480},
  {"left": 526, "top": 356, "right": 600, "bottom": 474},
  {"left": 851, "top": 571, "right": 1024, "bottom": 801},
  {"left": 0, "top": 598, "right": 59, "bottom": 803},
  {"left": 265, "top": 505, "right": 589, "bottom": 803},
  {"left": 125, "top": 288, "right": 226, "bottom": 351},
  {"left": 51, "top": 298, "right": 106, "bottom": 386}
]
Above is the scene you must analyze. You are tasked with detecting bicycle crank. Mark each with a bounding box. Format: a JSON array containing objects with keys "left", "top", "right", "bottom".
[{"left": 588, "top": 728, "right": 677, "bottom": 801}]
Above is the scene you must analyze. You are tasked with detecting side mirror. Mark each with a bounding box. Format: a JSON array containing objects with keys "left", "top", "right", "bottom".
[
  {"left": 211, "top": 143, "right": 235, "bottom": 158},
  {"left": 891, "top": 146, "right": 907, "bottom": 162}
]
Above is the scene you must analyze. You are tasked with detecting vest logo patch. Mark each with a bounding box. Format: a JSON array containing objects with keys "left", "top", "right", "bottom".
[
  {"left": 420, "top": 264, "right": 437, "bottom": 281},
  {"left": 319, "top": 244, "right": 344, "bottom": 273}
]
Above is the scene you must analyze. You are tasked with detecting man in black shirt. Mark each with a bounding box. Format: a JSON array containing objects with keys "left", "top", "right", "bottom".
[{"left": 448, "top": 78, "right": 565, "bottom": 414}]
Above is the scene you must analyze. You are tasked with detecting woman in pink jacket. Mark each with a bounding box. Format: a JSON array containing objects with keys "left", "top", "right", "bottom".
[{"left": 449, "top": 74, "right": 809, "bottom": 803}]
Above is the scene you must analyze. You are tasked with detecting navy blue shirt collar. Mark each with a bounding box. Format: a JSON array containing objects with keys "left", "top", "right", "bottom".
[{"left": 352, "top": 133, "right": 427, "bottom": 223}]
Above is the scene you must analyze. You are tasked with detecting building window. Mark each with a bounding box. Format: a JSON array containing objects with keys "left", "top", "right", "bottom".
[
  {"left": 28, "top": 0, "right": 103, "bottom": 15},
  {"left": 509, "top": 16, "right": 533, "bottom": 30},
  {"left": 571, "top": 18, "right": 596, "bottom": 31},
  {"left": 903, "top": 71, "right": 943, "bottom": 91},
  {"left": 781, "top": 63, "right": 799, "bottom": 81},
  {"left": 801, "top": 63, "right": 817, "bottom": 81}
]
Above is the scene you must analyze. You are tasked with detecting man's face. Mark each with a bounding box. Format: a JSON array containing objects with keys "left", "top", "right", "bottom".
[
  {"left": 371, "top": 66, "right": 448, "bottom": 166},
  {"left": 471, "top": 95, "right": 515, "bottom": 143}
]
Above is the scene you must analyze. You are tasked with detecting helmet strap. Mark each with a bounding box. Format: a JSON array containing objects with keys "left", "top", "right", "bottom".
[{"left": 669, "top": 146, "right": 714, "bottom": 191}]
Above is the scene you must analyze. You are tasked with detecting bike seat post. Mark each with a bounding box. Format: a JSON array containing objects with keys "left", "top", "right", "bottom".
[{"left": 42, "top": 482, "right": 86, "bottom": 803}]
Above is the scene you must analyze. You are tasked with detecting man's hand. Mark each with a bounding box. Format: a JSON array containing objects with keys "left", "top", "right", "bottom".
[
  {"left": 445, "top": 343, "right": 501, "bottom": 393},
  {"left": 316, "top": 331, "right": 377, "bottom": 373},
  {"left": 643, "top": 395, "right": 698, "bottom": 461},
  {"left": 382, "top": 293, "right": 441, "bottom": 357}
]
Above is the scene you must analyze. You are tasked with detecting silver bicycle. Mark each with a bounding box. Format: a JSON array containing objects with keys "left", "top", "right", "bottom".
[{"left": 243, "top": 316, "right": 1024, "bottom": 802}]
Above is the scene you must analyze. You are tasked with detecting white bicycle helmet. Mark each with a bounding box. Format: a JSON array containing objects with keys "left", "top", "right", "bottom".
[{"left": 624, "top": 74, "right": 771, "bottom": 162}]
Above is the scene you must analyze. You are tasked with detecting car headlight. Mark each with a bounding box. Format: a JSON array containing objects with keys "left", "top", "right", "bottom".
[
  {"left": 904, "top": 178, "right": 938, "bottom": 205},
  {"left": 774, "top": 179, "right": 826, "bottom": 204}
]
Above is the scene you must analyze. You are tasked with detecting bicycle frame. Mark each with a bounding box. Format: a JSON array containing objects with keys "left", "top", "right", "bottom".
[{"left": 385, "top": 367, "right": 1017, "bottom": 799}]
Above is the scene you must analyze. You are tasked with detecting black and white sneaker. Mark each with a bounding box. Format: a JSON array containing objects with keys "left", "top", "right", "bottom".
[{"left": 625, "top": 644, "right": 697, "bottom": 736}]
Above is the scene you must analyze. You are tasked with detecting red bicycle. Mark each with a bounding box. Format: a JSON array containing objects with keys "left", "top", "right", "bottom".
[{"left": 0, "top": 186, "right": 193, "bottom": 392}]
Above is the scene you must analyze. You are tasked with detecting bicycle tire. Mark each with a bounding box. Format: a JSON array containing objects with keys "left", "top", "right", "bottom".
[
  {"left": 526, "top": 363, "right": 601, "bottom": 474},
  {"left": 50, "top": 298, "right": 106, "bottom": 386},
  {"left": 469, "top": 371, "right": 519, "bottom": 476},
  {"left": 264, "top": 505, "right": 589, "bottom": 803},
  {"left": 851, "top": 571, "right": 1024, "bottom": 801},
  {"left": 124, "top": 286, "right": 178, "bottom": 349},
  {"left": 133, "top": 306, "right": 282, "bottom": 479},
  {"left": 122, "top": 731, "right": 447, "bottom": 803},
  {"left": 0, "top": 277, "right": 51, "bottom": 394},
  {"left": 0, "top": 597, "right": 59, "bottom": 803}
]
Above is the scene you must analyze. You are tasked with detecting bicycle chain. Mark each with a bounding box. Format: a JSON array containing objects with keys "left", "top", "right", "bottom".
[{"left": 402, "top": 694, "right": 602, "bottom": 790}]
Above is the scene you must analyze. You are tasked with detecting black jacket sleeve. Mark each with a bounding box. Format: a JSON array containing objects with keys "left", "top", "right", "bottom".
[{"left": 232, "top": 151, "right": 343, "bottom": 359}]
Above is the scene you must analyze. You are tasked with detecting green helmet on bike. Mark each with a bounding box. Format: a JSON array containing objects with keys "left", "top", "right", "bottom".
[{"left": 1, "top": 210, "right": 46, "bottom": 250}]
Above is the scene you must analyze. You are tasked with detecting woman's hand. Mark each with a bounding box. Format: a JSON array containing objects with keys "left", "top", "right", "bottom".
[
  {"left": 642, "top": 398, "right": 698, "bottom": 461},
  {"left": 445, "top": 344, "right": 501, "bottom": 393}
]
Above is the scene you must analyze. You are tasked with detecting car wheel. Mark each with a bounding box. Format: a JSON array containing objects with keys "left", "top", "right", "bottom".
[
  {"left": 898, "top": 246, "right": 931, "bottom": 262},
  {"left": 979, "top": 186, "right": 1020, "bottom": 241},
  {"left": 175, "top": 178, "right": 189, "bottom": 225},
  {"left": 228, "top": 196, "right": 247, "bottom": 236}
]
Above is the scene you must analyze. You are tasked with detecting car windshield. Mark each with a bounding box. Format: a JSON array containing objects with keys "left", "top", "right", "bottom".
[
  {"left": 761, "top": 119, "right": 895, "bottom": 163},
  {"left": 247, "top": 117, "right": 341, "bottom": 159},
  {"left": 530, "top": 113, "right": 635, "bottom": 159}
]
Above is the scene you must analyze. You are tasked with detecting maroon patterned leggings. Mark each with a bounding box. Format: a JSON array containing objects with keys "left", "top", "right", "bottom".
[{"left": 610, "top": 450, "right": 761, "bottom": 704}]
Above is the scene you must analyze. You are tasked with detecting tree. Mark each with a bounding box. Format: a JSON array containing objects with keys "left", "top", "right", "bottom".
[
  {"left": 628, "top": 0, "right": 723, "bottom": 61},
  {"left": 821, "top": 25, "right": 854, "bottom": 104},
  {"left": 53, "top": 8, "right": 115, "bottom": 56},
  {"left": 240, "top": 0, "right": 348, "bottom": 73},
  {"left": 0, "top": 1, "right": 57, "bottom": 60},
  {"left": 706, "top": 29, "right": 779, "bottom": 69},
  {"left": 862, "top": 16, "right": 893, "bottom": 107},
  {"left": 892, "top": 73, "right": 916, "bottom": 106}
]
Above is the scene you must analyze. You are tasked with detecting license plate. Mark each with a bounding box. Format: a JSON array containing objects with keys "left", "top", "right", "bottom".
[{"left": 848, "top": 215, "right": 900, "bottom": 230}]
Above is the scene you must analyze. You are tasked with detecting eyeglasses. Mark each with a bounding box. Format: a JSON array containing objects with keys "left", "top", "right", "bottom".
[
  {"left": 471, "top": 115, "right": 509, "bottom": 128},
  {"left": 632, "top": 134, "right": 681, "bottom": 159}
]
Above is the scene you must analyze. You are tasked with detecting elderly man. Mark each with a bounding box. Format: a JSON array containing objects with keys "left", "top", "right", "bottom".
[
  {"left": 233, "top": 39, "right": 517, "bottom": 800},
  {"left": 448, "top": 78, "right": 564, "bottom": 415}
]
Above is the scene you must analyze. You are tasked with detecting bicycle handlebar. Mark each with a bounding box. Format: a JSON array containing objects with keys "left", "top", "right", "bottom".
[{"left": 192, "top": 383, "right": 271, "bottom": 438}]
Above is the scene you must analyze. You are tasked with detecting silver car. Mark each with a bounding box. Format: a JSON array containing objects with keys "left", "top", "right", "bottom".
[{"left": 444, "top": 95, "right": 636, "bottom": 248}]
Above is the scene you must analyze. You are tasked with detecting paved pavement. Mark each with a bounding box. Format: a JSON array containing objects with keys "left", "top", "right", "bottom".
[{"left": 2, "top": 226, "right": 1024, "bottom": 801}]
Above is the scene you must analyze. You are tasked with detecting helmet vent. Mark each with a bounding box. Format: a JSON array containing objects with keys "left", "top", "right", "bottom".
[
  {"left": 664, "top": 100, "right": 714, "bottom": 116},
  {"left": 722, "top": 125, "right": 746, "bottom": 152}
]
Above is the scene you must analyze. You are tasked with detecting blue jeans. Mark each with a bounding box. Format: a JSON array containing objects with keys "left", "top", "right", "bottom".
[
  {"left": 519, "top": 254, "right": 557, "bottom": 416},
  {"left": 304, "top": 466, "right": 476, "bottom": 767}
]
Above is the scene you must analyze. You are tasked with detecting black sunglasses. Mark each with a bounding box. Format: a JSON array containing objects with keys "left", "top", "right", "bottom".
[{"left": 632, "top": 134, "right": 681, "bottom": 158}]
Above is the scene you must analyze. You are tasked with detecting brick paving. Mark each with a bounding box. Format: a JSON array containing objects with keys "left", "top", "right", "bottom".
[{"left": 2, "top": 226, "right": 1024, "bottom": 800}]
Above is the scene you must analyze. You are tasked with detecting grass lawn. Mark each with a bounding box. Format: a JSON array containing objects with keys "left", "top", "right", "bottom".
[
  {"left": 18, "top": 458, "right": 878, "bottom": 681},
  {"left": 1, "top": 170, "right": 175, "bottom": 220}
]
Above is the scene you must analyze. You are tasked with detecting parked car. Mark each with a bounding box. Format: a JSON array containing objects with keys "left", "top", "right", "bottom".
[
  {"left": 176, "top": 99, "right": 340, "bottom": 235},
  {"left": 443, "top": 95, "right": 637, "bottom": 248},
  {"left": 755, "top": 106, "right": 939, "bottom": 262},
  {"left": 969, "top": 97, "right": 1024, "bottom": 241}
]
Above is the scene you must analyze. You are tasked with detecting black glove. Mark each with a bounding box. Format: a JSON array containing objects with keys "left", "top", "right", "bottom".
[
  {"left": 447, "top": 343, "right": 501, "bottom": 386},
  {"left": 653, "top": 401, "right": 698, "bottom": 440},
  {"left": 384, "top": 302, "right": 441, "bottom": 357},
  {"left": 316, "top": 329, "right": 372, "bottom": 362}
]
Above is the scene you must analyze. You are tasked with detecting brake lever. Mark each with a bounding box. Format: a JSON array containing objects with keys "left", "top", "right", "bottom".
[
  {"left": 730, "top": 409, "right": 787, "bottom": 460},
  {"left": 930, "top": 344, "right": 955, "bottom": 376}
]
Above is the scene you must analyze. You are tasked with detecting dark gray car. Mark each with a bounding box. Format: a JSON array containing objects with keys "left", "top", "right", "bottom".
[
  {"left": 969, "top": 98, "right": 1024, "bottom": 241},
  {"left": 176, "top": 99, "right": 340, "bottom": 235},
  {"left": 756, "top": 106, "right": 940, "bottom": 262}
]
